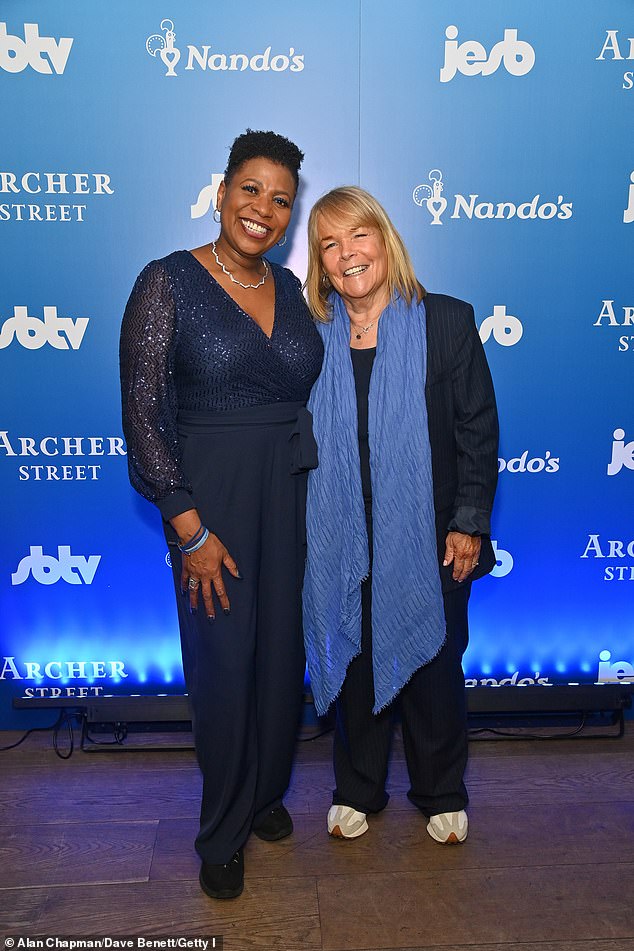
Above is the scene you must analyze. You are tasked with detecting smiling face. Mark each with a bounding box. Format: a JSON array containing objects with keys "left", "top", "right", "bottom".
[
  {"left": 317, "top": 212, "right": 390, "bottom": 314},
  {"left": 216, "top": 157, "right": 295, "bottom": 260}
]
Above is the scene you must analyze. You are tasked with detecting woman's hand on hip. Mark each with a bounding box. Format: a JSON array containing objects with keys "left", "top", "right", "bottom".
[
  {"left": 443, "top": 531, "right": 481, "bottom": 584},
  {"left": 181, "top": 533, "right": 240, "bottom": 619}
]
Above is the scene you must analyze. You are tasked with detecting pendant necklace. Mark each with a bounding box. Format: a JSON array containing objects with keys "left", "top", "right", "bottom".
[
  {"left": 352, "top": 320, "right": 375, "bottom": 340},
  {"left": 211, "top": 241, "right": 269, "bottom": 290}
]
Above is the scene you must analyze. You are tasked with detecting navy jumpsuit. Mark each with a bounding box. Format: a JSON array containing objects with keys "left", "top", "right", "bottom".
[{"left": 120, "top": 251, "right": 323, "bottom": 863}]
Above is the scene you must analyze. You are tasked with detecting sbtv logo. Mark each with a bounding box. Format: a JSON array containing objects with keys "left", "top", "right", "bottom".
[
  {"left": 191, "top": 173, "right": 224, "bottom": 220},
  {"left": 12, "top": 546, "right": 101, "bottom": 586},
  {"left": 607, "top": 428, "right": 634, "bottom": 476},
  {"left": 440, "top": 25, "right": 535, "bottom": 83},
  {"left": 146, "top": 18, "right": 305, "bottom": 77},
  {"left": 0, "top": 306, "right": 88, "bottom": 350},
  {"left": 413, "top": 170, "right": 572, "bottom": 225},
  {"left": 0, "top": 22, "right": 73, "bottom": 75}
]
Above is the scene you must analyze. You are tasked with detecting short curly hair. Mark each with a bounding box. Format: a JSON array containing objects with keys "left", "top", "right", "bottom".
[{"left": 224, "top": 129, "right": 304, "bottom": 190}]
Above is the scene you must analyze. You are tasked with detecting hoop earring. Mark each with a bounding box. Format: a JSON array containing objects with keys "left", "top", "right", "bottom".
[
  {"left": 277, "top": 235, "right": 287, "bottom": 247},
  {"left": 213, "top": 208, "right": 221, "bottom": 223}
]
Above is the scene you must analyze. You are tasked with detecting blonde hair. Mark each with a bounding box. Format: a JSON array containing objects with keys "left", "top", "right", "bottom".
[{"left": 306, "top": 185, "right": 424, "bottom": 322}]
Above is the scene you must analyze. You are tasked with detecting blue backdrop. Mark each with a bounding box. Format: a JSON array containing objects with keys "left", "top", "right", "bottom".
[{"left": 1, "top": 0, "right": 632, "bottom": 728}]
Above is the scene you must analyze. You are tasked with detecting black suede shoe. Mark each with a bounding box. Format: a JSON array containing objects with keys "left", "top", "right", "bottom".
[
  {"left": 199, "top": 849, "right": 244, "bottom": 899},
  {"left": 252, "top": 804, "right": 293, "bottom": 841}
]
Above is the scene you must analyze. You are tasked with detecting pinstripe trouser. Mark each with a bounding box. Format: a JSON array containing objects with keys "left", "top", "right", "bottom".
[{"left": 332, "top": 573, "right": 470, "bottom": 818}]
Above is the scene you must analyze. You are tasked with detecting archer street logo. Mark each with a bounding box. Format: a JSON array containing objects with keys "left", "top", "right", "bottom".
[
  {"left": 440, "top": 25, "right": 535, "bottom": 83},
  {"left": 0, "top": 306, "right": 88, "bottom": 350},
  {"left": 11, "top": 546, "right": 101, "bottom": 586},
  {"left": 0, "top": 430, "right": 126, "bottom": 483},
  {"left": 146, "top": 18, "right": 305, "bottom": 77},
  {"left": 596, "top": 30, "right": 634, "bottom": 90},
  {"left": 479, "top": 305, "right": 523, "bottom": 346},
  {"left": 0, "top": 170, "right": 114, "bottom": 223},
  {"left": 581, "top": 536, "right": 634, "bottom": 583},
  {"left": 412, "top": 170, "right": 573, "bottom": 224},
  {"left": 1, "top": 656, "right": 128, "bottom": 699},
  {"left": 594, "top": 299, "right": 634, "bottom": 353},
  {"left": 0, "top": 22, "right": 73, "bottom": 75},
  {"left": 607, "top": 428, "right": 634, "bottom": 476}
]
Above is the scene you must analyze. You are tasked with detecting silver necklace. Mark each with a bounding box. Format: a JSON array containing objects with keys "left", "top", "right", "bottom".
[
  {"left": 351, "top": 320, "right": 375, "bottom": 340},
  {"left": 211, "top": 241, "right": 269, "bottom": 290}
]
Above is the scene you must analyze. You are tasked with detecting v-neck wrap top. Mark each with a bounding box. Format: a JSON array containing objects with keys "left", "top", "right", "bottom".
[{"left": 120, "top": 250, "right": 324, "bottom": 519}]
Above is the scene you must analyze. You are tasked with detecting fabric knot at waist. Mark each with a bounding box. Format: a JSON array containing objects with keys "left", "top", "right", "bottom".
[{"left": 178, "top": 401, "right": 318, "bottom": 474}]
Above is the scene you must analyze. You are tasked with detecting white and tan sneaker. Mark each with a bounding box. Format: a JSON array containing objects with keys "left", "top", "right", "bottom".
[
  {"left": 327, "top": 805, "right": 369, "bottom": 839},
  {"left": 426, "top": 810, "right": 468, "bottom": 844}
]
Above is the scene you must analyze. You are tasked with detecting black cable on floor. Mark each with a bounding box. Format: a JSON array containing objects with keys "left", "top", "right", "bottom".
[
  {"left": 469, "top": 712, "right": 589, "bottom": 740},
  {"left": 0, "top": 709, "right": 81, "bottom": 757}
]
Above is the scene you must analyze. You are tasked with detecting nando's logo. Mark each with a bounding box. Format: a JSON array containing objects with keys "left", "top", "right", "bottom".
[
  {"left": 146, "top": 18, "right": 305, "bottom": 77},
  {"left": 413, "top": 169, "right": 573, "bottom": 224}
]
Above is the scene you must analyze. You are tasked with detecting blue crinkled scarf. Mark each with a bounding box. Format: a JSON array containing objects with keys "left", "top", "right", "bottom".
[{"left": 303, "top": 291, "right": 446, "bottom": 715}]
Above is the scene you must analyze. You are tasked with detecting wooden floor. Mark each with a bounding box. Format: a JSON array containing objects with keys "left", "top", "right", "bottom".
[{"left": 1, "top": 722, "right": 634, "bottom": 951}]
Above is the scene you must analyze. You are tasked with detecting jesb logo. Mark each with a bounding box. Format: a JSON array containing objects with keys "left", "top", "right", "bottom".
[
  {"left": 479, "top": 305, "right": 523, "bottom": 347},
  {"left": 12, "top": 546, "right": 101, "bottom": 586},
  {"left": 597, "top": 650, "right": 634, "bottom": 683},
  {"left": 440, "top": 25, "right": 535, "bottom": 83},
  {"left": 146, "top": 19, "right": 180, "bottom": 77},
  {"left": 0, "top": 22, "right": 73, "bottom": 75},
  {"left": 607, "top": 428, "right": 634, "bottom": 476},
  {"left": 0, "top": 306, "right": 89, "bottom": 350}
]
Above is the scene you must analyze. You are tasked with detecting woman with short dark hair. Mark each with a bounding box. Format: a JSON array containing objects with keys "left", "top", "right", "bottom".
[{"left": 120, "top": 130, "right": 323, "bottom": 899}]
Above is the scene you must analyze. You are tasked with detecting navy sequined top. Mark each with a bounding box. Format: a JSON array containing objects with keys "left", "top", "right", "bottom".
[{"left": 120, "top": 250, "right": 324, "bottom": 518}]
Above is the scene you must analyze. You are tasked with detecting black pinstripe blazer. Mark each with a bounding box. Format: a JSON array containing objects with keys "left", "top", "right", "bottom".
[{"left": 424, "top": 293, "right": 499, "bottom": 593}]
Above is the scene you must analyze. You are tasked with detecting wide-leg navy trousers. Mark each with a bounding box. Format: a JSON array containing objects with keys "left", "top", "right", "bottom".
[{"left": 167, "top": 402, "right": 311, "bottom": 864}]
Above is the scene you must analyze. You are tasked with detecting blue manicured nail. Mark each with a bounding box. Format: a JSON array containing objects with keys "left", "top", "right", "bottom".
[{"left": 223, "top": 608, "right": 230, "bottom": 616}]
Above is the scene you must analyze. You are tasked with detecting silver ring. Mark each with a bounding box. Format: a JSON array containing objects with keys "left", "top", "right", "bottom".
[{"left": 188, "top": 578, "right": 200, "bottom": 590}]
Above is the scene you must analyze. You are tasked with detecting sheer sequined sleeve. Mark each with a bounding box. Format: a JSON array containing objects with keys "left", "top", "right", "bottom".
[{"left": 120, "top": 260, "right": 195, "bottom": 520}]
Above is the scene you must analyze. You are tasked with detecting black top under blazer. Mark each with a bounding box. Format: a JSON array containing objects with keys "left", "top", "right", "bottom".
[{"left": 423, "top": 293, "right": 499, "bottom": 593}]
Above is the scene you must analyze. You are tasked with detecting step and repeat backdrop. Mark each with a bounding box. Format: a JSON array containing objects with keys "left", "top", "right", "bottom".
[{"left": 1, "top": 0, "right": 632, "bottom": 728}]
